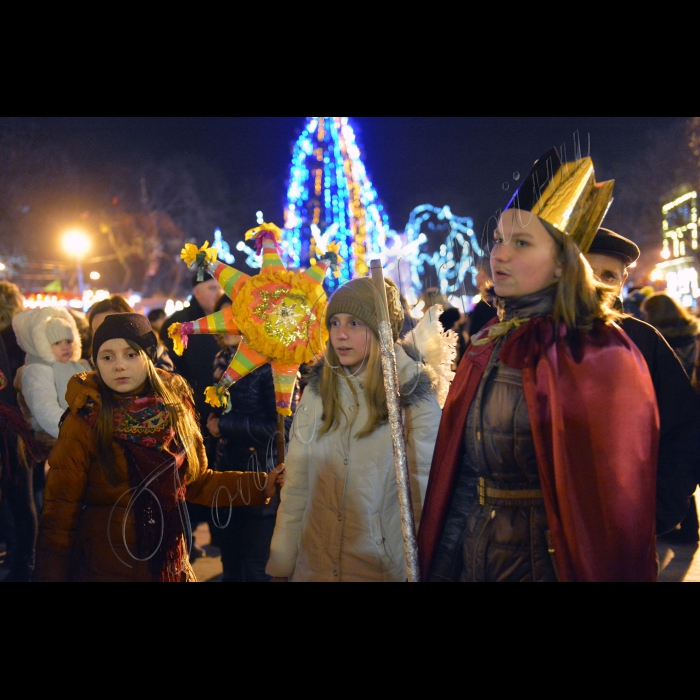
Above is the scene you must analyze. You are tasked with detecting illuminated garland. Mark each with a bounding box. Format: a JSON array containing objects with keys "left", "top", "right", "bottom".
[{"left": 403, "top": 204, "right": 484, "bottom": 295}]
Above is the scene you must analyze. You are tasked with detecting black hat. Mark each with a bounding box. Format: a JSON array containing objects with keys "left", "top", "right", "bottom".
[
  {"left": 92, "top": 312, "right": 158, "bottom": 365},
  {"left": 438, "top": 306, "right": 461, "bottom": 331},
  {"left": 587, "top": 228, "right": 640, "bottom": 266},
  {"left": 191, "top": 271, "right": 215, "bottom": 288}
]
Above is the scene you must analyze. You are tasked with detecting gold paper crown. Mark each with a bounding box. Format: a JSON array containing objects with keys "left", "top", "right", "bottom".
[{"left": 506, "top": 147, "right": 614, "bottom": 254}]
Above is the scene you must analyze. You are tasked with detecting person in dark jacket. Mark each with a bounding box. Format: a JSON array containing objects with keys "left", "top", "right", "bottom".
[
  {"left": 205, "top": 294, "right": 298, "bottom": 581},
  {"left": 641, "top": 292, "right": 700, "bottom": 378},
  {"left": 0, "top": 282, "right": 26, "bottom": 382},
  {"left": 0, "top": 332, "right": 42, "bottom": 581},
  {"left": 585, "top": 228, "right": 700, "bottom": 543},
  {"left": 0, "top": 281, "right": 42, "bottom": 580},
  {"left": 466, "top": 264, "right": 497, "bottom": 338}
]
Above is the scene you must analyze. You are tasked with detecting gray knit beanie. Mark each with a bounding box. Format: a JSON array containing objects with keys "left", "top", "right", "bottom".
[
  {"left": 45, "top": 317, "right": 74, "bottom": 344},
  {"left": 326, "top": 276, "right": 404, "bottom": 342}
]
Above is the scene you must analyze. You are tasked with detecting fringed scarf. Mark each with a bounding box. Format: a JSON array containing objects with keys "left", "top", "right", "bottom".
[{"left": 80, "top": 393, "right": 191, "bottom": 582}]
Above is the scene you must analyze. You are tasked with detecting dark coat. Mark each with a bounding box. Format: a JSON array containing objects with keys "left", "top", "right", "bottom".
[
  {"left": 160, "top": 296, "right": 220, "bottom": 425},
  {"left": 212, "top": 356, "right": 296, "bottom": 473},
  {"left": 467, "top": 299, "right": 497, "bottom": 337},
  {"left": 619, "top": 315, "right": 700, "bottom": 533}
]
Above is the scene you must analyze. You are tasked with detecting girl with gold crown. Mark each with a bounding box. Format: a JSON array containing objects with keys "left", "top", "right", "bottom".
[{"left": 417, "top": 146, "right": 660, "bottom": 582}]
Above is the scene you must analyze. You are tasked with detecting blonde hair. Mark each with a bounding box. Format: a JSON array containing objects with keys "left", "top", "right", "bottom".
[
  {"left": 0, "top": 281, "right": 25, "bottom": 331},
  {"left": 543, "top": 223, "right": 623, "bottom": 336},
  {"left": 318, "top": 331, "right": 388, "bottom": 439},
  {"left": 96, "top": 341, "right": 203, "bottom": 485}
]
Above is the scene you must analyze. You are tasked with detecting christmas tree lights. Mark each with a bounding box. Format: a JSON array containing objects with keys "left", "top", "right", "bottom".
[{"left": 282, "top": 117, "right": 392, "bottom": 290}]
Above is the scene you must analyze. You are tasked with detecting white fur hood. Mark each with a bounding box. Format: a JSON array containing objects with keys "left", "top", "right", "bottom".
[{"left": 12, "top": 305, "right": 83, "bottom": 365}]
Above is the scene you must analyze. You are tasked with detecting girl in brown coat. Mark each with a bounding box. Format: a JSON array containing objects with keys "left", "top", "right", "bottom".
[{"left": 34, "top": 313, "right": 281, "bottom": 582}]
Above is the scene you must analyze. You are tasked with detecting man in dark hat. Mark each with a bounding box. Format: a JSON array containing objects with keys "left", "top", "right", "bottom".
[
  {"left": 160, "top": 273, "right": 223, "bottom": 416},
  {"left": 585, "top": 228, "right": 700, "bottom": 542},
  {"left": 160, "top": 272, "right": 224, "bottom": 554}
]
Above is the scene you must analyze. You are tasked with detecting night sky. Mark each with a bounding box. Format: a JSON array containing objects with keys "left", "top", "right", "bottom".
[{"left": 34, "top": 115, "right": 688, "bottom": 244}]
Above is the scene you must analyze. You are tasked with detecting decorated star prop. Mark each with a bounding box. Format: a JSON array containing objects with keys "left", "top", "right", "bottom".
[{"left": 169, "top": 222, "right": 340, "bottom": 417}]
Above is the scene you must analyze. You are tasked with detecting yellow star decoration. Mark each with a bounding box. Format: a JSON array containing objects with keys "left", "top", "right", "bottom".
[
  {"left": 254, "top": 290, "right": 315, "bottom": 346},
  {"left": 168, "top": 222, "right": 336, "bottom": 416}
]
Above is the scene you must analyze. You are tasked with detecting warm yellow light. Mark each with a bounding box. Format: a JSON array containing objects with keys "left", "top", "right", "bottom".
[
  {"left": 62, "top": 229, "right": 90, "bottom": 258},
  {"left": 89, "top": 271, "right": 100, "bottom": 280},
  {"left": 662, "top": 191, "right": 697, "bottom": 214},
  {"left": 661, "top": 247, "right": 671, "bottom": 259}
]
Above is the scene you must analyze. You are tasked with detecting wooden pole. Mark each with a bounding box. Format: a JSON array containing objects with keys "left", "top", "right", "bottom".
[
  {"left": 275, "top": 413, "right": 286, "bottom": 496},
  {"left": 370, "top": 260, "right": 420, "bottom": 582}
]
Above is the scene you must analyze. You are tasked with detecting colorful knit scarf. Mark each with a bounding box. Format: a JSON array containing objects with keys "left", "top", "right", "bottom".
[{"left": 80, "top": 392, "right": 191, "bottom": 582}]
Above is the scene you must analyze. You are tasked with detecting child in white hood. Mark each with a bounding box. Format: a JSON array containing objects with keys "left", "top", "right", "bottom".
[{"left": 12, "top": 306, "right": 92, "bottom": 440}]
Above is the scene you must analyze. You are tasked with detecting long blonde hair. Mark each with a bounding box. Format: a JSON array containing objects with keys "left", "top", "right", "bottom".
[
  {"left": 543, "top": 222, "right": 624, "bottom": 336},
  {"left": 318, "top": 332, "right": 388, "bottom": 439},
  {"left": 96, "top": 341, "right": 203, "bottom": 485}
]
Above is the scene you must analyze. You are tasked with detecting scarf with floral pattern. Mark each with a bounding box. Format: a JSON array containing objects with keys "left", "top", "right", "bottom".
[{"left": 80, "top": 392, "right": 191, "bottom": 582}]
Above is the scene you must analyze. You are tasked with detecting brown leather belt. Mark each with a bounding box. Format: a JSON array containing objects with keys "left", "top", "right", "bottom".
[{"left": 478, "top": 476, "right": 544, "bottom": 507}]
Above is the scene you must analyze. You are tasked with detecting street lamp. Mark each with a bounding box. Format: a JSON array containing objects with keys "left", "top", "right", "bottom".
[{"left": 62, "top": 229, "right": 90, "bottom": 295}]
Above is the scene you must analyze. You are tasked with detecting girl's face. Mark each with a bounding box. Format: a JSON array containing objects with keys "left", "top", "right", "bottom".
[
  {"left": 490, "top": 209, "right": 562, "bottom": 298},
  {"left": 51, "top": 339, "right": 74, "bottom": 363},
  {"left": 96, "top": 338, "right": 148, "bottom": 394},
  {"left": 330, "top": 313, "right": 372, "bottom": 374}
]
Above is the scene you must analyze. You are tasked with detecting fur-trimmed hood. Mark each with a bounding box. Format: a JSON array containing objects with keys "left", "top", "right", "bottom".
[
  {"left": 12, "top": 305, "right": 83, "bottom": 365},
  {"left": 305, "top": 340, "right": 439, "bottom": 408}
]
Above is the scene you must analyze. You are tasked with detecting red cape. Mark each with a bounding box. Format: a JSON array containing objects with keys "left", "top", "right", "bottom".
[{"left": 417, "top": 316, "right": 659, "bottom": 582}]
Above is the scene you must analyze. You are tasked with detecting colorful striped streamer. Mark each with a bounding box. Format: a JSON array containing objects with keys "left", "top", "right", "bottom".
[
  {"left": 220, "top": 343, "right": 268, "bottom": 387},
  {"left": 208, "top": 261, "right": 249, "bottom": 299},
  {"left": 260, "top": 239, "right": 286, "bottom": 272}
]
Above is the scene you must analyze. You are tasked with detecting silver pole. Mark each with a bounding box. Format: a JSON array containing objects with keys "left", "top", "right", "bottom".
[{"left": 369, "top": 260, "right": 420, "bottom": 582}]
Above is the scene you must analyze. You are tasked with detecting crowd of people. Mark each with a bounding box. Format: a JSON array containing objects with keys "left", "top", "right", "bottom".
[{"left": 1, "top": 144, "right": 700, "bottom": 582}]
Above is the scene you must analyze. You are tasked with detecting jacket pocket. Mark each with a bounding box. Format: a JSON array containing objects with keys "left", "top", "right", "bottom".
[{"left": 371, "top": 512, "right": 396, "bottom": 571}]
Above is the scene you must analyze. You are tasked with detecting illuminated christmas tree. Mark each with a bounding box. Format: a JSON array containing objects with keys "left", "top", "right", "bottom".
[{"left": 282, "top": 117, "right": 391, "bottom": 290}]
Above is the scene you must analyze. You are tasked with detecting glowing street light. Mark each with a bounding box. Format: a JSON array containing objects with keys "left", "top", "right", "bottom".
[{"left": 62, "top": 228, "right": 90, "bottom": 295}]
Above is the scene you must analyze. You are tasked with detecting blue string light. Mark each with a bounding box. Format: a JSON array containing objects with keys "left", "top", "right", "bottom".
[
  {"left": 402, "top": 204, "right": 483, "bottom": 295},
  {"left": 212, "top": 228, "right": 235, "bottom": 264}
]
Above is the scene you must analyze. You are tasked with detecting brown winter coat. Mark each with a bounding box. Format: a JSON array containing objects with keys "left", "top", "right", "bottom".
[{"left": 34, "top": 370, "right": 269, "bottom": 582}]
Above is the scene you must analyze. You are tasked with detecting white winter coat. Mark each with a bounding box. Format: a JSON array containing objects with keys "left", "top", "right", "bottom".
[
  {"left": 266, "top": 342, "right": 442, "bottom": 582},
  {"left": 12, "top": 306, "right": 91, "bottom": 439}
]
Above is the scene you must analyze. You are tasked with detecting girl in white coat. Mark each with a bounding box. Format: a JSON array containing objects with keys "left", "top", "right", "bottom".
[
  {"left": 265, "top": 276, "right": 443, "bottom": 582},
  {"left": 12, "top": 306, "right": 92, "bottom": 441}
]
